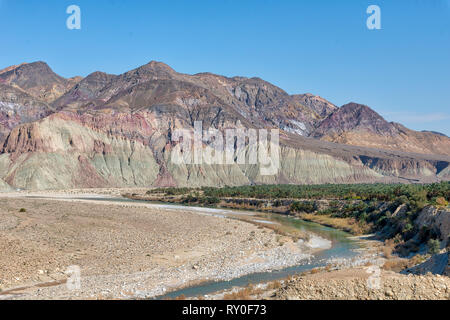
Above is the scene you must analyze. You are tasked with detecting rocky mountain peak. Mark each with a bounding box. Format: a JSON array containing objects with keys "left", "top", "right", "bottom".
[
  {"left": 51, "top": 71, "right": 116, "bottom": 109},
  {"left": 128, "top": 61, "right": 176, "bottom": 78},
  {"left": 0, "top": 61, "right": 77, "bottom": 103},
  {"left": 292, "top": 93, "right": 337, "bottom": 119},
  {"left": 79, "top": 71, "right": 116, "bottom": 86},
  {"left": 312, "top": 102, "right": 396, "bottom": 137},
  {"left": 0, "top": 61, "right": 64, "bottom": 84},
  {"left": 340, "top": 102, "right": 382, "bottom": 117}
]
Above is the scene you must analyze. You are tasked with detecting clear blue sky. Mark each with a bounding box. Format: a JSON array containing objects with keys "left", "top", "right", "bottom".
[{"left": 1, "top": 0, "right": 449, "bottom": 135}]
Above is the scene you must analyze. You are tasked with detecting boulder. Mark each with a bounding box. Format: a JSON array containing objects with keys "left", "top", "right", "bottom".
[{"left": 415, "top": 206, "right": 450, "bottom": 245}]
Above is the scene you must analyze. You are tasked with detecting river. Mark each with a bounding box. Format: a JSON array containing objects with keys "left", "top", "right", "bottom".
[{"left": 63, "top": 196, "right": 363, "bottom": 299}]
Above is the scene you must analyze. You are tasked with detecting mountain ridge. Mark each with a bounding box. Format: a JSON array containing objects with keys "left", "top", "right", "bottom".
[
  {"left": 0, "top": 61, "right": 82, "bottom": 103},
  {"left": 0, "top": 60, "right": 448, "bottom": 191}
]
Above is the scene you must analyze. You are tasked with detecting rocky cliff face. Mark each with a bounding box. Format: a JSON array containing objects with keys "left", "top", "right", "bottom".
[
  {"left": 0, "top": 61, "right": 448, "bottom": 190},
  {"left": 0, "top": 108, "right": 447, "bottom": 190},
  {"left": 416, "top": 206, "right": 450, "bottom": 245},
  {"left": 0, "top": 83, "right": 54, "bottom": 146}
]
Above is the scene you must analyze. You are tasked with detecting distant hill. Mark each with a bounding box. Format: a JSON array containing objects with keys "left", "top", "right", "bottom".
[{"left": 311, "top": 103, "right": 450, "bottom": 156}]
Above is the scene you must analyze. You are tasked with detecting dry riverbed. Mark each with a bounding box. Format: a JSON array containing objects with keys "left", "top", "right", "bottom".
[{"left": 0, "top": 193, "right": 318, "bottom": 300}]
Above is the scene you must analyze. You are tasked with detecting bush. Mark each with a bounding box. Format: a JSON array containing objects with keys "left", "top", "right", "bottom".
[
  {"left": 382, "top": 258, "right": 410, "bottom": 272},
  {"left": 359, "top": 212, "right": 369, "bottom": 223},
  {"left": 273, "top": 200, "right": 282, "bottom": 207},
  {"left": 147, "top": 187, "right": 193, "bottom": 195},
  {"left": 200, "top": 196, "right": 220, "bottom": 205},
  {"left": 427, "top": 239, "right": 441, "bottom": 254},
  {"left": 435, "top": 197, "right": 448, "bottom": 206},
  {"left": 182, "top": 195, "right": 198, "bottom": 203},
  {"left": 290, "top": 201, "right": 316, "bottom": 213},
  {"left": 19, "top": 208, "right": 26, "bottom": 213},
  {"left": 402, "top": 222, "right": 414, "bottom": 233}
]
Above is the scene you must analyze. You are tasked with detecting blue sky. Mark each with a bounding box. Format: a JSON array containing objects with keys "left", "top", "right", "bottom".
[{"left": 0, "top": 0, "right": 449, "bottom": 135}]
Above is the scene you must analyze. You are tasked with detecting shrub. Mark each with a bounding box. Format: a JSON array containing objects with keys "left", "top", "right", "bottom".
[
  {"left": 223, "top": 285, "right": 260, "bottom": 300},
  {"left": 290, "top": 201, "right": 316, "bottom": 213},
  {"left": 273, "top": 200, "right": 282, "bottom": 207},
  {"left": 435, "top": 197, "right": 448, "bottom": 206},
  {"left": 200, "top": 196, "right": 220, "bottom": 205},
  {"left": 19, "top": 208, "right": 26, "bottom": 213},
  {"left": 382, "top": 258, "right": 410, "bottom": 272},
  {"left": 267, "top": 281, "right": 282, "bottom": 290},
  {"left": 427, "top": 239, "right": 441, "bottom": 254},
  {"left": 383, "top": 239, "right": 396, "bottom": 258},
  {"left": 402, "top": 222, "right": 414, "bottom": 233},
  {"left": 359, "top": 213, "right": 369, "bottom": 223}
]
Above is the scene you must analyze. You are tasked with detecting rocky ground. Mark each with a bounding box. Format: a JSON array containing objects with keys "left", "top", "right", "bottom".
[
  {"left": 0, "top": 195, "right": 314, "bottom": 300},
  {"left": 194, "top": 237, "right": 449, "bottom": 300},
  {"left": 273, "top": 268, "right": 449, "bottom": 300},
  {"left": 1, "top": 190, "right": 448, "bottom": 300}
]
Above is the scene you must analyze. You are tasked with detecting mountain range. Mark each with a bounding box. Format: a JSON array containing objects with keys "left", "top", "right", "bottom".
[{"left": 0, "top": 61, "right": 449, "bottom": 190}]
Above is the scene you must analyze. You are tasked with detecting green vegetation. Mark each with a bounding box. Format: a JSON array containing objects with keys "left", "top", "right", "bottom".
[
  {"left": 427, "top": 239, "right": 441, "bottom": 254},
  {"left": 146, "top": 187, "right": 199, "bottom": 196},
  {"left": 202, "top": 182, "right": 449, "bottom": 237},
  {"left": 290, "top": 201, "right": 316, "bottom": 213},
  {"left": 200, "top": 182, "right": 449, "bottom": 203},
  {"left": 19, "top": 208, "right": 27, "bottom": 213}
]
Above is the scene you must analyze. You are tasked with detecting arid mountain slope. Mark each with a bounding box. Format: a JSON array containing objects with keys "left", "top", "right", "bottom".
[
  {"left": 54, "top": 61, "right": 321, "bottom": 136},
  {"left": 1, "top": 110, "right": 447, "bottom": 190},
  {"left": 292, "top": 93, "right": 337, "bottom": 118},
  {"left": 312, "top": 103, "right": 450, "bottom": 156},
  {"left": 53, "top": 71, "right": 117, "bottom": 110},
  {"left": 0, "top": 62, "right": 81, "bottom": 103},
  {"left": 0, "top": 63, "right": 28, "bottom": 75},
  {"left": 0, "top": 83, "right": 54, "bottom": 145},
  {"left": 54, "top": 62, "right": 449, "bottom": 156},
  {"left": 0, "top": 61, "right": 448, "bottom": 190}
]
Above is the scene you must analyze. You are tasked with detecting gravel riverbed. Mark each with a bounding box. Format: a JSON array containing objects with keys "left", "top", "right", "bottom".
[{"left": 0, "top": 194, "right": 323, "bottom": 300}]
